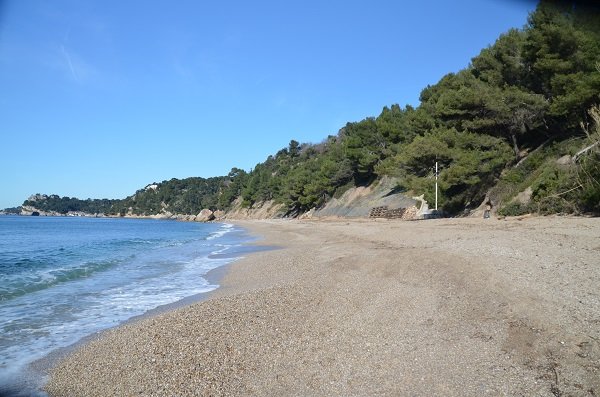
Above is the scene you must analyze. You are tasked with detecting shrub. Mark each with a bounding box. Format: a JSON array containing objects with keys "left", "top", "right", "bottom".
[{"left": 498, "top": 202, "right": 530, "bottom": 216}]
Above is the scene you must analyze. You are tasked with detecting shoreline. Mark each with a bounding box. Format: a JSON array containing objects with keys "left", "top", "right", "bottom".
[
  {"left": 29, "top": 253, "right": 244, "bottom": 389},
  {"left": 17, "top": 222, "right": 270, "bottom": 397},
  {"left": 45, "top": 217, "right": 600, "bottom": 396}
]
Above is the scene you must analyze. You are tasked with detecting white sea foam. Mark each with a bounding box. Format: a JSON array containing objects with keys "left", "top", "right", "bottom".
[
  {"left": 0, "top": 218, "right": 252, "bottom": 396},
  {"left": 206, "top": 223, "right": 235, "bottom": 240}
]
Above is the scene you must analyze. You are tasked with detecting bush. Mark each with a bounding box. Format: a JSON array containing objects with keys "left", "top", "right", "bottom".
[
  {"left": 534, "top": 196, "right": 577, "bottom": 215},
  {"left": 498, "top": 202, "right": 530, "bottom": 216}
]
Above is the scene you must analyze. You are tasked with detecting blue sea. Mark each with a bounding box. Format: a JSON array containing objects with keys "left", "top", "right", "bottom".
[{"left": 0, "top": 216, "right": 256, "bottom": 396}]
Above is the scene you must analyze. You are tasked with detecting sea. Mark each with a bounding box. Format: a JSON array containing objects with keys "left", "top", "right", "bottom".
[{"left": 0, "top": 216, "right": 258, "bottom": 396}]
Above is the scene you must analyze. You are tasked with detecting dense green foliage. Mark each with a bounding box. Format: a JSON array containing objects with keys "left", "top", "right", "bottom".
[
  {"left": 238, "top": 138, "right": 354, "bottom": 215},
  {"left": 495, "top": 104, "right": 600, "bottom": 216},
  {"left": 388, "top": 128, "right": 513, "bottom": 213},
  {"left": 1, "top": 207, "right": 23, "bottom": 215},
  {"left": 220, "top": 0, "right": 599, "bottom": 216},
  {"left": 110, "top": 177, "right": 227, "bottom": 216},
  {"left": 12, "top": 1, "right": 600, "bottom": 217}
]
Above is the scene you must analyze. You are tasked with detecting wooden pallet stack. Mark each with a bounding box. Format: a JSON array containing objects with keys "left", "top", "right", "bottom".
[
  {"left": 369, "top": 206, "right": 389, "bottom": 218},
  {"left": 369, "top": 206, "right": 408, "bottom": 219},
  {"left": 386, "top": 208, "right": 406, "bottom": 219}
]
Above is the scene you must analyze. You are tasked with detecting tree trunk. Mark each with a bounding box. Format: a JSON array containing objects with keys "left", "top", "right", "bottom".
[{"left": 510, "top": 132, "right": 520, "bottom": 161}]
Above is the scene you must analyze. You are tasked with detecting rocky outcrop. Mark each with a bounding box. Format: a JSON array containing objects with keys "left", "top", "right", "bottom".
[
  {"left": 514, "top": 186, "right": 533, "bottom": 205},
  {"left": 154, "top": 211, "right": 174, "bottom": 220},
  {"left": 556, "top": 154, "right": 573, "bottom": 166},
  {"left": 223, "top": 198, "right": 285, "bottom": 220},
  {"left": 213, "top": 210, "right": 226, "bottom": 220},
  {"left": 17, "top": 205, "right": 107, "bottom": 217},
  {"left": 196, "top": 209, "right": 215, "bottom": 222},
  {"left": 173, "top": 214, "right": 197, "bottom": 221},
  {"left": 20, "top": 205, "right": 62, "bottom": 217}
]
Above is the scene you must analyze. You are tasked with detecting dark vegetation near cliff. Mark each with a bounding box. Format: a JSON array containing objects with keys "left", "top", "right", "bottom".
[
  {"left": 221, "top": 0, "right": 600, "bottom": 216},
  {"left": 14, "top": 1, "right": 600, "bottom": 217},
  {"left": 109, "top": 177, "right": 226, "bottom": 216},
  {"left": 22, "top": 195, "right": 118, "bottom": 215}
]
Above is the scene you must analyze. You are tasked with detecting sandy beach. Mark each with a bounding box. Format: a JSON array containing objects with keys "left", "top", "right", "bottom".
[{"left": 45, "top": 217, "right": 600, "bottom": 396}]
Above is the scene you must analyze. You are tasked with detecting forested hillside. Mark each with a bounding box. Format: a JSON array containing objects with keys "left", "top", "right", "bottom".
[
  {"left": 109, "top": 177, "right": 226, "bottom": 216},
  {"left": 21, "top": 194, "right": 118, "bottom": 215},
  {"left": 11, "top": 1, "right": 600, "bottom": 217},
  {"left": 218, "top": 0, "right": 600, "bottom": 216}
]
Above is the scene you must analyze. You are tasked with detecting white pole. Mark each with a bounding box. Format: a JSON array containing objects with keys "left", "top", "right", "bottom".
[{"left": 435, "top": 161, "right": 438, "bottom": 211}]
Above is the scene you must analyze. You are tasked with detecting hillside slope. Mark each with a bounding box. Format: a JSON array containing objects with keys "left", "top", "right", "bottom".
[{"left": 5, "top": 1, "right": 599, "bottom": 219}]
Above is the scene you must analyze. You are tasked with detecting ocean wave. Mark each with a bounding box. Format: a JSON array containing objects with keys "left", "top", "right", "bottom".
[
  {"left": 0, "top": 217, "right": 253, "bottom": 395},
  {"left": 0, "top": 258, "right": 123, "bottom": 302},
  {"left": 205, "top": 223, "right": 235, "bottom": 240}
]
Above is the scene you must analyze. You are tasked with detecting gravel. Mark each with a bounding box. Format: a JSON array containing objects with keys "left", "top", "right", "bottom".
[{"left": 45, "top": 216, "right": 600, "bottom": 396}]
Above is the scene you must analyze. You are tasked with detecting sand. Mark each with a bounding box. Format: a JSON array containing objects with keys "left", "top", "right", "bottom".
[{"left": 45, "top": 216, "right": 600, "bottom": 396}]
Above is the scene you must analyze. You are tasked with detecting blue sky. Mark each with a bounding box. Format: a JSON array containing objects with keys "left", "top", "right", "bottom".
[{"left": 0, "top": 0, "right": 536, "bottom": 208}]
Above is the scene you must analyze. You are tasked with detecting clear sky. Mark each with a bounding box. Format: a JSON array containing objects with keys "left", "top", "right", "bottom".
[{"left": 0, "top": 0, "right": 537, "bottom": 209}]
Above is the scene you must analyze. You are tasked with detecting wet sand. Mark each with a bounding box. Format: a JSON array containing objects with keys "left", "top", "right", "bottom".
[{"left": 45, "top": 217, "right": 600, "bottom": 396}]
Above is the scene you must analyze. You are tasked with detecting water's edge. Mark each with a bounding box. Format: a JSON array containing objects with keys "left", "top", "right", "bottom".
[{"left": 10, "top": 224, "right": 276, "bottom": 397}]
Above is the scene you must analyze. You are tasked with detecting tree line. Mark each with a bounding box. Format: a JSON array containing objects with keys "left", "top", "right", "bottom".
[
  {"left": 18, "top": 1, "right": 600, "bottom": 217},
  {"left": 22, "top": 195, "right": 118, "bottom": 215},
  {"left": 220, "top": 0, "right": 599, "bottom": 216}
]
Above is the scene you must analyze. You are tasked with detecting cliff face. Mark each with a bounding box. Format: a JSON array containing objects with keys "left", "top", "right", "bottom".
[
  {"left": 223, "top": 198, "right": 285, "bottom": 220},
  {"left": 219, "top": 177, "right": 417, "bottom": 220},
  {"left": 19, "top": 205, "right": 57, "bottom": 217},
  {"left": 7, "top": 177, "right": 419, "bottom": 221},
  {"left": 18, "top": 205, "right": 107, "bottom": 218},
  {"left": 312, "top": 176, "right": 416, "bottom": 218}
]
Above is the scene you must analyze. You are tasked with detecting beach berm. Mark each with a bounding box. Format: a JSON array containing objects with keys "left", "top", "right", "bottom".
[{"left": 45, "top": 217, "right": 600, "bottom": 396}]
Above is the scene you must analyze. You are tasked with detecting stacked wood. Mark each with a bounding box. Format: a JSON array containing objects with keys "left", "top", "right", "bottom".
[
  {"left": 369, "top": 206, "right": 389, "bottom": 218},
  {"left": 369, "top": 206, "right": 408, "bottom": 219},
  {"left": 386, "top": 208, "right": 406, "bottom": 219},
  {"left": 401, "top": 206, "right": 418, "bottom": 220}
]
